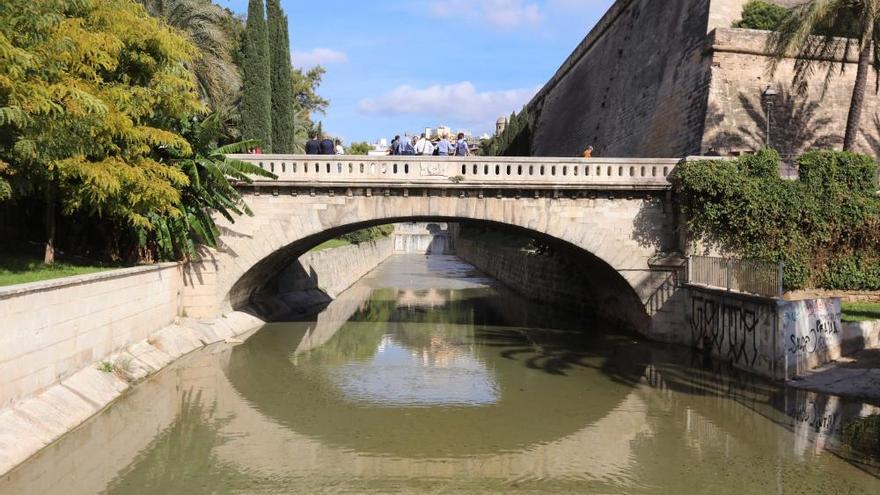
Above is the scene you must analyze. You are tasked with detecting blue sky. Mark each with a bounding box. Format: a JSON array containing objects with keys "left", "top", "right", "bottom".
[{"left": 217, "top": 0, "right": 615, "bottom": 144}]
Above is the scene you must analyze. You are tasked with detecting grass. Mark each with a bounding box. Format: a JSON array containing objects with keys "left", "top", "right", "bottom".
[
  {"left": 842, "top": 302, "right": 880, "bottom": 323},
  {"left": 0, "top": 247, "right": 111, "bottom": 288},
  {"left": 309, "top": 239, "right": 351, "bottom": 252}
]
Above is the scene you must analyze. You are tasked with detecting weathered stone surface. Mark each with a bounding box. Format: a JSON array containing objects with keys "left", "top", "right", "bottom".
[
  {"left": 529, "top": 0, "right": 714, "bottom": 158},
  {"left": 529, "top": 0, "right": 879, "bottom": 159}
]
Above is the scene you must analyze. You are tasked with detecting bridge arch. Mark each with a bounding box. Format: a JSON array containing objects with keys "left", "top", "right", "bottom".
[{"left": 184, "top": 186, "right": 678, "bottom": 333}]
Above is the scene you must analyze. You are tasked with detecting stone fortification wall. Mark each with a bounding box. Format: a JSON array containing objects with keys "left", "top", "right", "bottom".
[
  {"left": 529, "top": 0, "right": 714, "bottom": 158},
  {"left": 529, "top": 0, "right": 877, "bottom": 159},
  {"left": 0, "top": 264, "right": 182, "bottom": 408},
  {"left": 703, "top": 28, "right": 880, "bottom": 158}
]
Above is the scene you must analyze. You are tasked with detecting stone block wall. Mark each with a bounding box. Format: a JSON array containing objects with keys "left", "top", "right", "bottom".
[
  {"left": 251, "top": 239, "right": 393, "bottom": 319},
  {"left": 276, "top": 238, "right": 393, "bottom": 298},
  {"left": 0, "top": 264, "right": 182, "bottom": 408},
  {"left": 703, "top": 28, "right": 880, "bottom": 158},
  {"left": 456, "top": 238, "right": 593, "bottom": 309},
  {"left": 529, "top": 0, "right": 714, "bottom": 158},
  {"left": 528, "top": 0, "right": 878, "bottom": 159}
]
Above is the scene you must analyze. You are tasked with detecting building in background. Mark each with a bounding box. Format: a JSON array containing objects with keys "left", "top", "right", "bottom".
[{"left": 496, "top": 116, "right": 508, "bottom": 137}]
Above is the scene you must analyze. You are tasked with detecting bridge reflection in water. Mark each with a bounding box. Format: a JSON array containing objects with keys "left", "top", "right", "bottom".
[{"left": 1, "top": 256, "right": 878, "bottom": 494}]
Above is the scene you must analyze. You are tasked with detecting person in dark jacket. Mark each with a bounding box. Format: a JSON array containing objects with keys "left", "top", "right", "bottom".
[
  {"left": 305, "top": 132, "right": 321, "bottom": 155},
  {"left": 319, "top": 134, "right": 335, "bottom": 155}
]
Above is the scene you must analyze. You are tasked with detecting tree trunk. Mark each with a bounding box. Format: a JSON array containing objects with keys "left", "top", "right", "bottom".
[
  {"left": 843, "top": 41, "right": 873, "bottom": 151},
  {"left": 43, "top": 184, "right": 55, "bottom": 265}
]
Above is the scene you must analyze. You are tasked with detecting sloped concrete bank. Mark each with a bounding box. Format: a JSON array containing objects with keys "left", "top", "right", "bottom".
[
  {"left": 0, "top": 310, "right": 266, "bottom": 476},
  {"left": 0, "top": 239, "right": 393, "bottom": 476}
]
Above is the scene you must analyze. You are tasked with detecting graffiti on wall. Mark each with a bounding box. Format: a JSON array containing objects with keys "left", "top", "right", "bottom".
[
  {"left": 782, "top": 299, "right": 842, "bottom": 357},
  {"left": 688, "top": 294, "right": 770, "bottom": 369}
]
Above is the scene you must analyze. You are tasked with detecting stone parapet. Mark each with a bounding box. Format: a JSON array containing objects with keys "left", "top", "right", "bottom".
[{"left": 227, "top": 154, "right": 679, "bottom": 191}]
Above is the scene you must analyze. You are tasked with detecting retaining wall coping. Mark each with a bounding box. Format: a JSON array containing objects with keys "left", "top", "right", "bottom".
[
  {"left": 683, "top": 283, "right": 782, "bottom": 304},
  {"left": 0, "top": 262, "right": 181, "bottom": 301}
]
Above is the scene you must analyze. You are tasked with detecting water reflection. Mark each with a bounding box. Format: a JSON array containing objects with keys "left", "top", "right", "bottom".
[{"left": 1, "top": 255, "right": 879, "bottom": 494}]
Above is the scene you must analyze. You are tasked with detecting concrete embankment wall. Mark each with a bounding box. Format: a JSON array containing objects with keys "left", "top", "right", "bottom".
[
  {"left": 684, "top": 286, "right": 871, "bottom": 380},
  {"left": 0, "top": 264, "right": 183, "bottom": 409},
  {"left": 455, "top": 238, "right": 595, "bottom": 310},
  {"left": 0, "top": 240, "right": 394, "bottom": 476},
  {"left": 252, "top": 238, "right": 393, "bottom": 319}
]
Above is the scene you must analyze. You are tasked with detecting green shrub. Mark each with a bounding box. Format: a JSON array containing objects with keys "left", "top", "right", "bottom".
[
  {"left": 677, "top": 149, "right": 880, "bottom": 291},
  {"left": 819, "top": 256, "right": 880, "bottom": 291},
  {"left": 338, "top": 225, "right": 394, "bottom": 244},
  {"left": 733, "top": 0, "right": 791, "bottom": 30}
]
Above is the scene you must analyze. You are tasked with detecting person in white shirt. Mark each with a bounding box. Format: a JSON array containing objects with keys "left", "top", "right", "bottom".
[
  {"left": 334, "top": 139, "right": 345, "bottom": 155},
  {"left": 415, "top": 133, "right": 435, "bottom": 156}
]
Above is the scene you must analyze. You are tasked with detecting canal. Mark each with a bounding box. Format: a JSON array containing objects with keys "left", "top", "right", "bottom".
[{"left": 2, "top": 255, "right": 879, "bottom": 494}]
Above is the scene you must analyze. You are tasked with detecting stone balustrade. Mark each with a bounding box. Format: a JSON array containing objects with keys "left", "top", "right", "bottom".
[{"left": 227, "top": 154, "right": 680, "bottom": 190}]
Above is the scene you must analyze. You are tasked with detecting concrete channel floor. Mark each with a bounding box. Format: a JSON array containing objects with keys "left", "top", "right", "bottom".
[{"left": 789, "top": 349, "right": 880, "bottom": 406}]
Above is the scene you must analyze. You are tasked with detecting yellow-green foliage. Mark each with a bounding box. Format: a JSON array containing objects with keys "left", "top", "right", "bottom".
[{"left": 0, "top": 0, "right": 202, "bottom": 229}]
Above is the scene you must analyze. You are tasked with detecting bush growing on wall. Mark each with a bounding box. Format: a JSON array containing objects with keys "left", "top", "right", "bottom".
[
  {"left": 677, "top": 150, "right": 880, "bottom": 290},
  {"left": 733, "top": 0, "right": 791, "bottom": 30}
]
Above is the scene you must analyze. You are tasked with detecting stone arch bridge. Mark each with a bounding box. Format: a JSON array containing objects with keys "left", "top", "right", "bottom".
[{"left": 182, "top": 155, "right": 687, "bottom": 336}]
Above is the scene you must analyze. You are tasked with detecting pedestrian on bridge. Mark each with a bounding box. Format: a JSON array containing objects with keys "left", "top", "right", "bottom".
[
  {"left": 305, "top": 132, "right": 321, "bottom": 155},
  {"left": 319, "top": 135, "right": 335, "bottom": 155},
  {"left": 415, "top": 133, "right": 434, "bottom": 156},
  {"left": 582, "top": 145, "right": 594, "bottom": 158},
  {"left": 436, "top": 136, "right": 452, "bottom": 156},
  {"left": 398, "top": 134, "right": 416, "bottom": 155},
  {"left": 335, "top": 139, "right": 345, "bottom": 155},
  {"left": 454, "top": 133, "right": 470, "bottom": 157}
]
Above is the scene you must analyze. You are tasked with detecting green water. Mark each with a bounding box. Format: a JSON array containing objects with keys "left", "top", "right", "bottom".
[{"left": 2, "top": 255, "right": 879, "bottom": 494}]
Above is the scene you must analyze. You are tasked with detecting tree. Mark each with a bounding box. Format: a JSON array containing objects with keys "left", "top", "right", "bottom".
[
  {"left": 292, "top": 66, "right": 330, "bottom": 115},
  {"left": 266, "top": 0, "right": 296, "bottom": 153},
  {"left": 0, "top": 0, "right": 203, "bottom": 263},
  {"left": 155, "top": 113, "right": 275, "bottom": 259},
  {"left": 348, "top": 142, "right": 373, "bottom": 155},
  {"left": 137, "top": 0, "right": 243, "bottom": 111},
  {"left": 239, "top": 0, "right": 272, "bottom": 152},
  {"left": 769, "top": 1, "right": 880, "bottom": 151}
]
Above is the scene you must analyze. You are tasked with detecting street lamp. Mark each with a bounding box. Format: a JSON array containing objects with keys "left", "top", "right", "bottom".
[{"left": 762, "top": 86, "right": 779, "bottom": 149}]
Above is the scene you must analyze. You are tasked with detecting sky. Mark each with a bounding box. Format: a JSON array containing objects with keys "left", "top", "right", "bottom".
[{"left": 217, "top": 0, "right": 616, "bottom": 144}]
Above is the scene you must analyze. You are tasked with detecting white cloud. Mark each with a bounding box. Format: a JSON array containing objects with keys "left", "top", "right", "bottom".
[
  {"left": 357, "top": 82, "right": 538, "bottom": 127},
  {"left": 430, "top": 0, "right": 543, "bottom": 28},
  {"left": 293, "top": 48, "right": 349, "bottom": 69}
]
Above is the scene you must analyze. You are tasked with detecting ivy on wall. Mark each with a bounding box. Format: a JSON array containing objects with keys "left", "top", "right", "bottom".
[{"left": 676, "top": 149, "right": 880, "bottom": 290}]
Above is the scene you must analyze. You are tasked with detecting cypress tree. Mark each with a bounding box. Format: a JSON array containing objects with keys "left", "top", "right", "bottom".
[
  {"left": 266, "top": 0, "right": 296, "bottom": 153},
  {"left": 240, "top": 0, "right": 272, "bottom": 152}
]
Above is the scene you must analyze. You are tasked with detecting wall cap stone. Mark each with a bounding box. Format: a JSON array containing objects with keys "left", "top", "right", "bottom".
[{"left": 0, "top": 262, "right": 181, "bottom": 300}]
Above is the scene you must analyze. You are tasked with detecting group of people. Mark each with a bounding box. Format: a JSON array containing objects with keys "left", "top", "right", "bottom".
[
  {"left": 391, "top": 133, "right": 470, "bottom": 157},
  {"left": 305, "top": 133, "right": 346, "bottom": 155}
]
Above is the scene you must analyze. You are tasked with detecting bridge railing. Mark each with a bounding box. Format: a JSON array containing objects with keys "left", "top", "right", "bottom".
[{"left": 227, "top": 154, "right": 680, "bottom": 189}]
